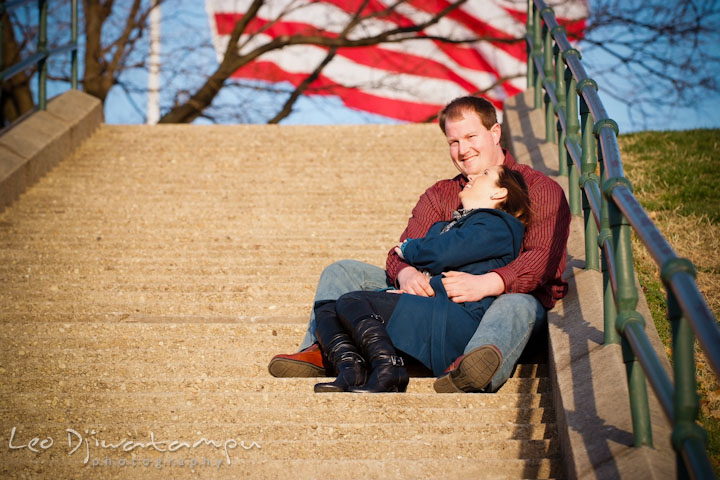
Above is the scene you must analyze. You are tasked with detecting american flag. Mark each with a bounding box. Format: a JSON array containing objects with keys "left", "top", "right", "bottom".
[{"left": 206, "top": 0, "right": 588, "bottom": 122}]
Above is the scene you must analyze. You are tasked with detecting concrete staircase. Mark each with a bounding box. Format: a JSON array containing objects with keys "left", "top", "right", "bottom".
[{"left": 1, "top": 120, "right": 560, "bottom": 478}]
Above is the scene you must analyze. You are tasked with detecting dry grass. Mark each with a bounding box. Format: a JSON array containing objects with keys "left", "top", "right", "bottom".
[
  {"left": 618, "top": 129, "right": 720, "bottom": 466},
  {"left": 631, "top": 211, "right": 720, "bottom": 413}
]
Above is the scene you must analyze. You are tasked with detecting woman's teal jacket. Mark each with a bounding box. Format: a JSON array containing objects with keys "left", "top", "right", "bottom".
[{"left": 386, "top": 208, "right": 524, "bottom": 375}]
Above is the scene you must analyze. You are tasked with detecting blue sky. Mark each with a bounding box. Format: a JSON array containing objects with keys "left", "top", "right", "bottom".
[{"left": 87, "top": 1, "right": 720, "bottom": 132}]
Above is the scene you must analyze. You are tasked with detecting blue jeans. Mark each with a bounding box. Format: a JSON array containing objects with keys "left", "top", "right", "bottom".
[
  {"left": 466, "top": 293, "right": 547, "bottom": 392},
  {"left": 300, "top": 260, "right": 547, "bottom": 391}
]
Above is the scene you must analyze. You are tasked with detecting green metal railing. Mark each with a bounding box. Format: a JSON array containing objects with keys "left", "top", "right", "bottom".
[
  {"left": 1, "top": 0, "right": 78, "bottom": 111},
  {"left": 526, "top": 0, "right": 719, "bottom": 478}
]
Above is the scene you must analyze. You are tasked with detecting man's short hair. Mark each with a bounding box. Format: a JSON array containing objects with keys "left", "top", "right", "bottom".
[{"left": 438, "top": 96, "right": 498, "bottom": 134}]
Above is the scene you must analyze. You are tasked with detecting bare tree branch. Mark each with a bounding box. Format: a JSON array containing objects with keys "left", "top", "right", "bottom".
[
  {"left": 159, "top": 0, "right": 468, "bottom": 123},
  {"left": 5, "top": 0, "right": 718, "bottom": 128},
  {"left": 268, "top": 0, "right": 375, "bottom": 123},
  {"left": 580, "top": 0, "right": 720, "bottom": 128}
]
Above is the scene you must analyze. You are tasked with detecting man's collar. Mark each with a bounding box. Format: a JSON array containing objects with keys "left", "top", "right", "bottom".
[{"left": 503, "top": 149, "right": 517, "bottom": 167}]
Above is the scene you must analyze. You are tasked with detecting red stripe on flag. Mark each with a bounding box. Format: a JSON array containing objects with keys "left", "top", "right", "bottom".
[
  {"left": 407, "top": 0, "right": 527, "bottom": 61},
  {"left": 209, "top": 1, "right": 588, "bottom": 122},
  {"left": 214, "top": 13, "right": 494, "bottom": 91},
  {"left": 337, "top": 47, "right": 483, "bottom": 91},
  {"left": 214, "top": 4, "right": 527, "bottom": 63},
  {"left": 231, "top": 60, "right": 480, "bottom": 122},
  {"left": 432, "top": 41, "right": 499, "bottom": 76}
]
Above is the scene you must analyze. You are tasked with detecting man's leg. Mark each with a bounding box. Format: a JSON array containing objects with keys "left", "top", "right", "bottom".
[
  {"left": 298, "top": 259, "right": 390, "bottom": 349},
  {"left": 268, "top": 260, "right": 389, "bottom": 378},
  {"left": 434, "top": 294, "right": 546, "bottom": 393}
]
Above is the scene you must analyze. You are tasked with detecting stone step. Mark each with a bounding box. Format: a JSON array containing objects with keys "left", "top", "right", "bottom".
[
  {"left": 0, "top": 122, "right": 560, "bottom": 478},
  {"left": 1, "top": 339, "right": 542, "bottom": 362},
  {"left": 0, "top": 257, "right": 372, "bottom": 271},
  {"left": 0, "top": 376, "right": 549, "bottom": 395},
  {"left": 0, "top": 322, "right": 550, "bottom": 356},
  {"left": 0, "top": 240, "right": 385, "bottom": 252},
  {"left": 0, "top": 391, "right": 552, "bottom": 411},
  {"left": 0, "top": 261, "right": 339, "bottom": 272},
  {"left": 0, "top": 458, "right": 561, "bottom": 479},
  {"left": 1, "top": 301, "right": 308, "bottom": 317},
  {"left": 0, "top": 322, "right": 310, "bottom": 341},
  {"left": 0, "top": 340, "right": 548, "bottom": 368},
  {"left": 2, "top": 360, "right": 545, "bottom": 381},
  {"left": 0, "top": 275, "right": 337, "bottom": 290},
  {"left": 0, "top": 350, "right": 547, "bottom": 382},
  {"left": 0, "top": 245, "right": 391, "bottom": 259},
  {"left": 2, "top": 201, "right": 405, "bottom": 213},
  {"left": 5, "top": 403, "right": 554, "bottom": 425},
  {"left": 0, "top": 224, "right": 402, "bottom": 238},
  {"left": 0, "top": 313, "right": 310, "bottom": 324},
  {"left": 4, "top": 420, "right": 556, "bottom": 442},
  {"left": 0, "top": 240, "right": 392, "bottom": 253},
  {"left": 2, "top": 286, "right": 317, "bottom": 298},
  {"left": 2, "top": 436, "right": 557, "bottom": 460}
]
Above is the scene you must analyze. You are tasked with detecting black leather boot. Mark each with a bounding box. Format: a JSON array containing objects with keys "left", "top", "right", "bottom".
[
  {"left": 313, "top": 301, "right": 367, "bottom": 393},
  {"left": 342, "top": 314, "right": 409, "bottom": 393}
]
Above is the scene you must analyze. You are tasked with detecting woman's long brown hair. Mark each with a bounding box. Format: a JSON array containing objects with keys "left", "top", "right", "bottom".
[{"left": 496, "top": 166, "right": 532, "bottom": 228}]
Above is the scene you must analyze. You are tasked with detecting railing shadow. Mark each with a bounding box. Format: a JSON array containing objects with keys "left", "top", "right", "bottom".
[
  {"left": 549, "top": 262, "right": 633, "bottom": 478},
  {"left": 503, "top": 89, "right": 652, "bottom": 477}
]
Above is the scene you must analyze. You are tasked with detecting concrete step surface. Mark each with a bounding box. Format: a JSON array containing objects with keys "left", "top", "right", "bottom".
[{"left": 0, "top": 123, "right": 558, "bottom": 478}]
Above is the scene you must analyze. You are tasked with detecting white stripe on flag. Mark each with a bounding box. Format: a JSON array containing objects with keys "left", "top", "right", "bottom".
[{"left": 205, "top": 0, "right": 588, "bottom": 121}]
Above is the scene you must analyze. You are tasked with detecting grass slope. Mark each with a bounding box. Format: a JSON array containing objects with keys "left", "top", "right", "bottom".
[{"left": 618, "top": 128, "right": 719, "bottom": 471}]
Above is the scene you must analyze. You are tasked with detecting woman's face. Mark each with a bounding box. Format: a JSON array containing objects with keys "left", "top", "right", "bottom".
[{"left": 458, "top": 165, "right": 503, "bottom": 209}]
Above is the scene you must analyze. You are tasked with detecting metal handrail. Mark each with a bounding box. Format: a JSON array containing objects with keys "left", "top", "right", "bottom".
[
  {"left": 1, "top": 0, "right": 79, "bottom": 111},
  {"left": 526, "top": 1, "right": 718, "bottom": 478}
]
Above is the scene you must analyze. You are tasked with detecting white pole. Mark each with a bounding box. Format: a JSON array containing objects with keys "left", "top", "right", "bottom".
[{"left": 147, "top": 0, "right": 161, "bottom": 125}]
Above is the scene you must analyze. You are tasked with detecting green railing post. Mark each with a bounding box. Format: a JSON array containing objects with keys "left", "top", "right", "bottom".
[
  {"left": 542, "top": 12, "right": 555, "bottom": 143},
  {"left": 579, "top": 93, "right": 599, "bottom": 270},
  {"left": 662, "top": 260, "right": 713, "bottom": 479},
  {"left": 669, "top": 290, "right": 702, "bottom": 479},
  {"left": 532, "top": 5, "right": 543, "bottom": 109},
  {"left": 622, "top": 326, "right": 654, "bottom": 447},
  {"left": 606, "top": 177, "right": 653, "bottom": 446},
  {"left": 564, "top": 63, "right": 581, "bottom": 216},
  {"left": 553, "top": 29, "right": 567, "bottom": 177},
  {"left": 37, "top": 0, "right": 48, "bottom": 110},
  {"left": 598, "top": 138, "right": 619, "bottom": 345}
]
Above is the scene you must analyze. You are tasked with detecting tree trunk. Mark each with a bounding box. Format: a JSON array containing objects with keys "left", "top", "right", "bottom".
[
  {"left": 82, "top": 1, "right": 113, "bottom": 103},
  {"left": 158, "top": 64, "right": 236, "bottom": 124},
  {"left": 1, "top": 13, "right": 34, "bottom": 126}
]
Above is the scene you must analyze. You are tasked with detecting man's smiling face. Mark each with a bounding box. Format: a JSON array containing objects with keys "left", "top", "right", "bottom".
[{"left": 444, "top": 110, "right": 503, "bottom": 178}]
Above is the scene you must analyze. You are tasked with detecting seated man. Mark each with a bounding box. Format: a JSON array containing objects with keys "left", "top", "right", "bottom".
[{"left": 268, "top": 95, "right": 571, "bottom": 393}]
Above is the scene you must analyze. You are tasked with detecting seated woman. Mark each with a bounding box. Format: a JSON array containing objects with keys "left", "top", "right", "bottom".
[{"left": 313, "top": 165, "right": 531, "bottom": 393}]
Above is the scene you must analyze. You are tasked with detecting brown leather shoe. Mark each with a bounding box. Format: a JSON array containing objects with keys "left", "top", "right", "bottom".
[
  {"left": 433, "top": 345, "right": 502, "bottom": 393},
  {"left": 268, "top": 344, "right": 326, "bottom": 377}
]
